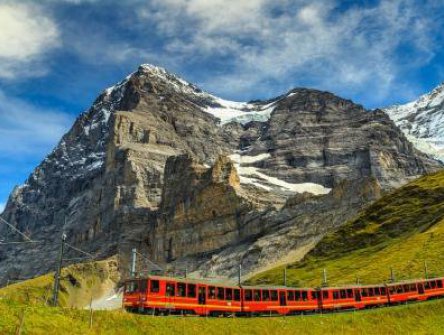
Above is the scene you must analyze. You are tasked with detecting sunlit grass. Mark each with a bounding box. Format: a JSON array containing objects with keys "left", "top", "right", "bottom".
[{"left": 1, "top": 298, "right": 444, "bottom": 334}]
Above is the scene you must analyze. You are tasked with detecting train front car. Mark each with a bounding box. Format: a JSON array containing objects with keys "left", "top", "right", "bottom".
[
  {"left": 123, "top": 276, "right": 242, "bottom": 316},
  {"left": 387, "top": 278, "right": 444, "bottom": 304},
  {"left": 123, "top": 278, "right": 148, "bottom": 312}
]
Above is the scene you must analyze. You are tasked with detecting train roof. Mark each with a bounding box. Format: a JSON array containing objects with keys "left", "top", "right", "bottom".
[
  {"left": 124, "top": 275, "right": 444, "bottom": 290},
  {"left": 385, "top": 277, "right": 444, "bottom": 285},
  {"left": 129, "top": 275, "right": 240, "bottom": 287}
]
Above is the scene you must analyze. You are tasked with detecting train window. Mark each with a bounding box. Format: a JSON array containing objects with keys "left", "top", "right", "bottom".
[
  {"left": 287, "top": 291, "right": 294, "bottom": 301},
  {"left": 302, "top": 291, "right": 308, "bottom": 301},
  {"left": 432, "top": 281, "right": 437, "bottom": 289},
  {"left": 347, "top": 289, "right": 353, "bottom": 298},
  {"left": 333, "top": 291, "right": 339, "bottom": 300},
  {"left": 245, "top": 290, "right": 252, "bottom": 301},
  {"left": 374, "top": 287, "right": 380, "bottom": 296},
  {"left": 125, "top": 281, "right": 138, "bottom": 293},
  {"left": 425, "top": 281, "right": 431, "bottom": 289},
  {"left": 177, "top": 283, "right": 186, "bottom": 297},
  {"left": 187, "top": 284, "right": 196, "bottom": 298},
  {"left": 295, "top": 291, "right": 301, "bottom": 301},
  {"left": 209, "top": 286, "right": 216, "bottom": 299},
  {"left": 381, "top": 287, "right": 387, "bottom": 295},
  {"left": 217, "top": 287, "right": 225, "bottom": 300},
  {"left": 234, "top": 289, "right": 240, "bottom": 301},
  {"left": 396, "top": 286, "right": 403, "bottom": 294},
  {"left": 271, "top": 290, "right": 278, "bottom": 301},
  {"left": 323, "top": 291, "right": 329, "bottom": 299},
  {"left": 311, "top": 291, "right": 318, "bottom": 300},
  {"left": 368, "top": 288, "right": 374, "bottom": 297},
  {"left": 226, "top": 288, "right": 233, "bottom": 301},
  {"left": 410, "top": 284, "right": 416, "bottom": 292},
  {"left": 361, "top": 289, "right": 368, "bottom": 297},
  {"left": 150, "top": 280, "right": 159, "bottom": 293},
  {"left": 389, "top": 287, "right": 395, "bottom": 294},
  {"left": 166, "top": 283, "right": 175, "bottom": 297},
  {"left": 340, "top": 290, "right": 347, "bottom": 299},
  {"left": 254, "top": 290, "right": 261, "bottom": 301},
  {"left": 262, "top": 290, "right": 270, "bottom": 301},
  {"left": 438, "top": 281, "right": 443, "bottom": 289},
  {"left": 403, "top": 285, "right": 409, "bottom": 292}
]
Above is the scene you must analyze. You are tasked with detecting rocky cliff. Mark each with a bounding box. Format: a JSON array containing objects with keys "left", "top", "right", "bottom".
[{"left": 0, "top": 65, "right": 441, "bottom": 284}]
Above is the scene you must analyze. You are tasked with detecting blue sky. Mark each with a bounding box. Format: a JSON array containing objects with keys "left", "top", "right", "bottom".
[{"left": 1, "top": 0, "right": 444, "bottom": 211}]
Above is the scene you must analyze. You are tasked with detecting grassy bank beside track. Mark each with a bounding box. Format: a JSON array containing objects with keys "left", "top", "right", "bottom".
[{"left": 1, "top": 298, "right": 444, "bottom": 334}]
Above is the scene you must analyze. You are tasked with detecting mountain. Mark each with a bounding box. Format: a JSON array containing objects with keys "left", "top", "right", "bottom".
[
  {"left": 0, "top": 64, "right": 441, "bottom": 284},
  {"left": 385, "top": 83, "right": 444, "bottom": 162},
  {"left": 248, "top": 169, "right": 444, "bottom": 287}
]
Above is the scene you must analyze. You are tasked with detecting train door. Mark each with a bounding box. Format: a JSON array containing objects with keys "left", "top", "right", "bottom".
[
  {"left": 314, "top": 290, "right": 322, "bottom": 311},
  {"left": 418, "top": 283, "right": 425, "bottom": 295},
  {"left": 138, "top": 280, "right": 147, "bottom": 311},
  {"left": 165, "top": 281, "right": 175, "bottom": 308},
  {"left": 279, "top": 291, "right": 287, "bottom": 306},
  {"left": 354, "top": 289, "right": 362, "bottom": 302},
  {"left": 198, "top": 286, "right": 207, "bottom": 305}
]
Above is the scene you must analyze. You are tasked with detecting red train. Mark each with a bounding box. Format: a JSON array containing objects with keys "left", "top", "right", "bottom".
[{"left": 123, "top": 275, "right": 444, "bottom": 316}]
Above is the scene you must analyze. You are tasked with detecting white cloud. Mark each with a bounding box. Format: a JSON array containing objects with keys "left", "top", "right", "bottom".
[
  {"left": 0, "top": 3, "right": 60, "bottom": 79},
  {"left": 137, "top": 0, "right": 439, "bottom": 104},
  {"left": 0, "top": 90, "right": 73, "bottom": 156}
]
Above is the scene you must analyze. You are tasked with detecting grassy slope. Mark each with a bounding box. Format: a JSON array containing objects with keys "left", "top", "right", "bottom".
[
  {"left": 1, "top": 299, "right": 444, "bottom": 334},
  {"left": 247, "top": 170, "right": 444, "bottom": 287},
  {"left": 0, "top": 258, "right": 119, "bottom": 308}
]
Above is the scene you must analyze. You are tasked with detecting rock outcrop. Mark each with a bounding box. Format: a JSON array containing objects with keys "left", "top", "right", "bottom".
[{"left": 0, "top": 65, "right": 441, "bottom": 284}]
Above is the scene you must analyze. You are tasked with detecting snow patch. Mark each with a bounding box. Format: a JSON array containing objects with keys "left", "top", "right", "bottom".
[
  {"left": 204, "top": 97, "right": 277, "bottom": 125},
  {"left": 230, "top": 153, "right": 271, "bottom": 164},
  {"left": 229, "top": 153, "right": 331, "bottom": 195}
]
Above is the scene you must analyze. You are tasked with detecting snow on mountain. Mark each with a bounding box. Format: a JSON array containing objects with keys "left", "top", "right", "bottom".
[
  {"left": 229, "top": 153, "right": 332, "bottom": 195},
  {"left": 385, "top": 83, "right": 444, "bottom": 162},
  {"left": 138, "top": 64, "right": 280, "bottom": 125}
]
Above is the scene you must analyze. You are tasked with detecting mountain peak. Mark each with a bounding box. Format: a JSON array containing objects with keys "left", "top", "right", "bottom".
[{"left": 384, "top": 82, "right": 444, "bottom": 162}]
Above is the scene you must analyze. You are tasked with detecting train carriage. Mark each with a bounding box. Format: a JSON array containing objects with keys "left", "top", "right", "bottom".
[
  {"left": 387, "top": 278, "right": 444, "bottom": 304},
  {"left": 284, "top": 288, "right": 320, "bottom": 314},
  {"left": 240, "top": 286, "right": 288, "bottom": 315},
  {"left": 123, "top": 275, "right": 241, "bottom": 315},
  {"left": 321, "top": 284, "right": 389, "bottom": 310}
]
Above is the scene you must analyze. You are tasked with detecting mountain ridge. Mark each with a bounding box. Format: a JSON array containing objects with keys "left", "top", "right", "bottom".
[{"left": 0, "top": 64, "right": 441, "bottom": 285}]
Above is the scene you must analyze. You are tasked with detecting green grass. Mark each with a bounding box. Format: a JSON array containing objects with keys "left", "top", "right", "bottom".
[
  {"left": 0, "top": 258, "right": 119, "bottom": 308},
  {"left": 1, "top": 298, "right": 444, "bottom": 334},
  {"left": 247, "top": 170, "right": 444, "bottom": 287}
]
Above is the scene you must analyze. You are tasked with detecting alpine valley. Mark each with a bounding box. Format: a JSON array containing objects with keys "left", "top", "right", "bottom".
[{"left": 0, "top": 65, "right": 442, "bottom": 285}]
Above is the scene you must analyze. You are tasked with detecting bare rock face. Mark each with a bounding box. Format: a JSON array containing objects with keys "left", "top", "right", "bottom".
[{"left": 0, "top": 65, "right": 441, "bottom": 284}]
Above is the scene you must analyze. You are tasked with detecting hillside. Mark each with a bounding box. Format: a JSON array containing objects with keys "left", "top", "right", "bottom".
[
  {"left": 0, "top": 258, "right": 119, "bottom": 308},
  {"left": 247, "top": 169, "right": 444, "bottom": 287}
]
